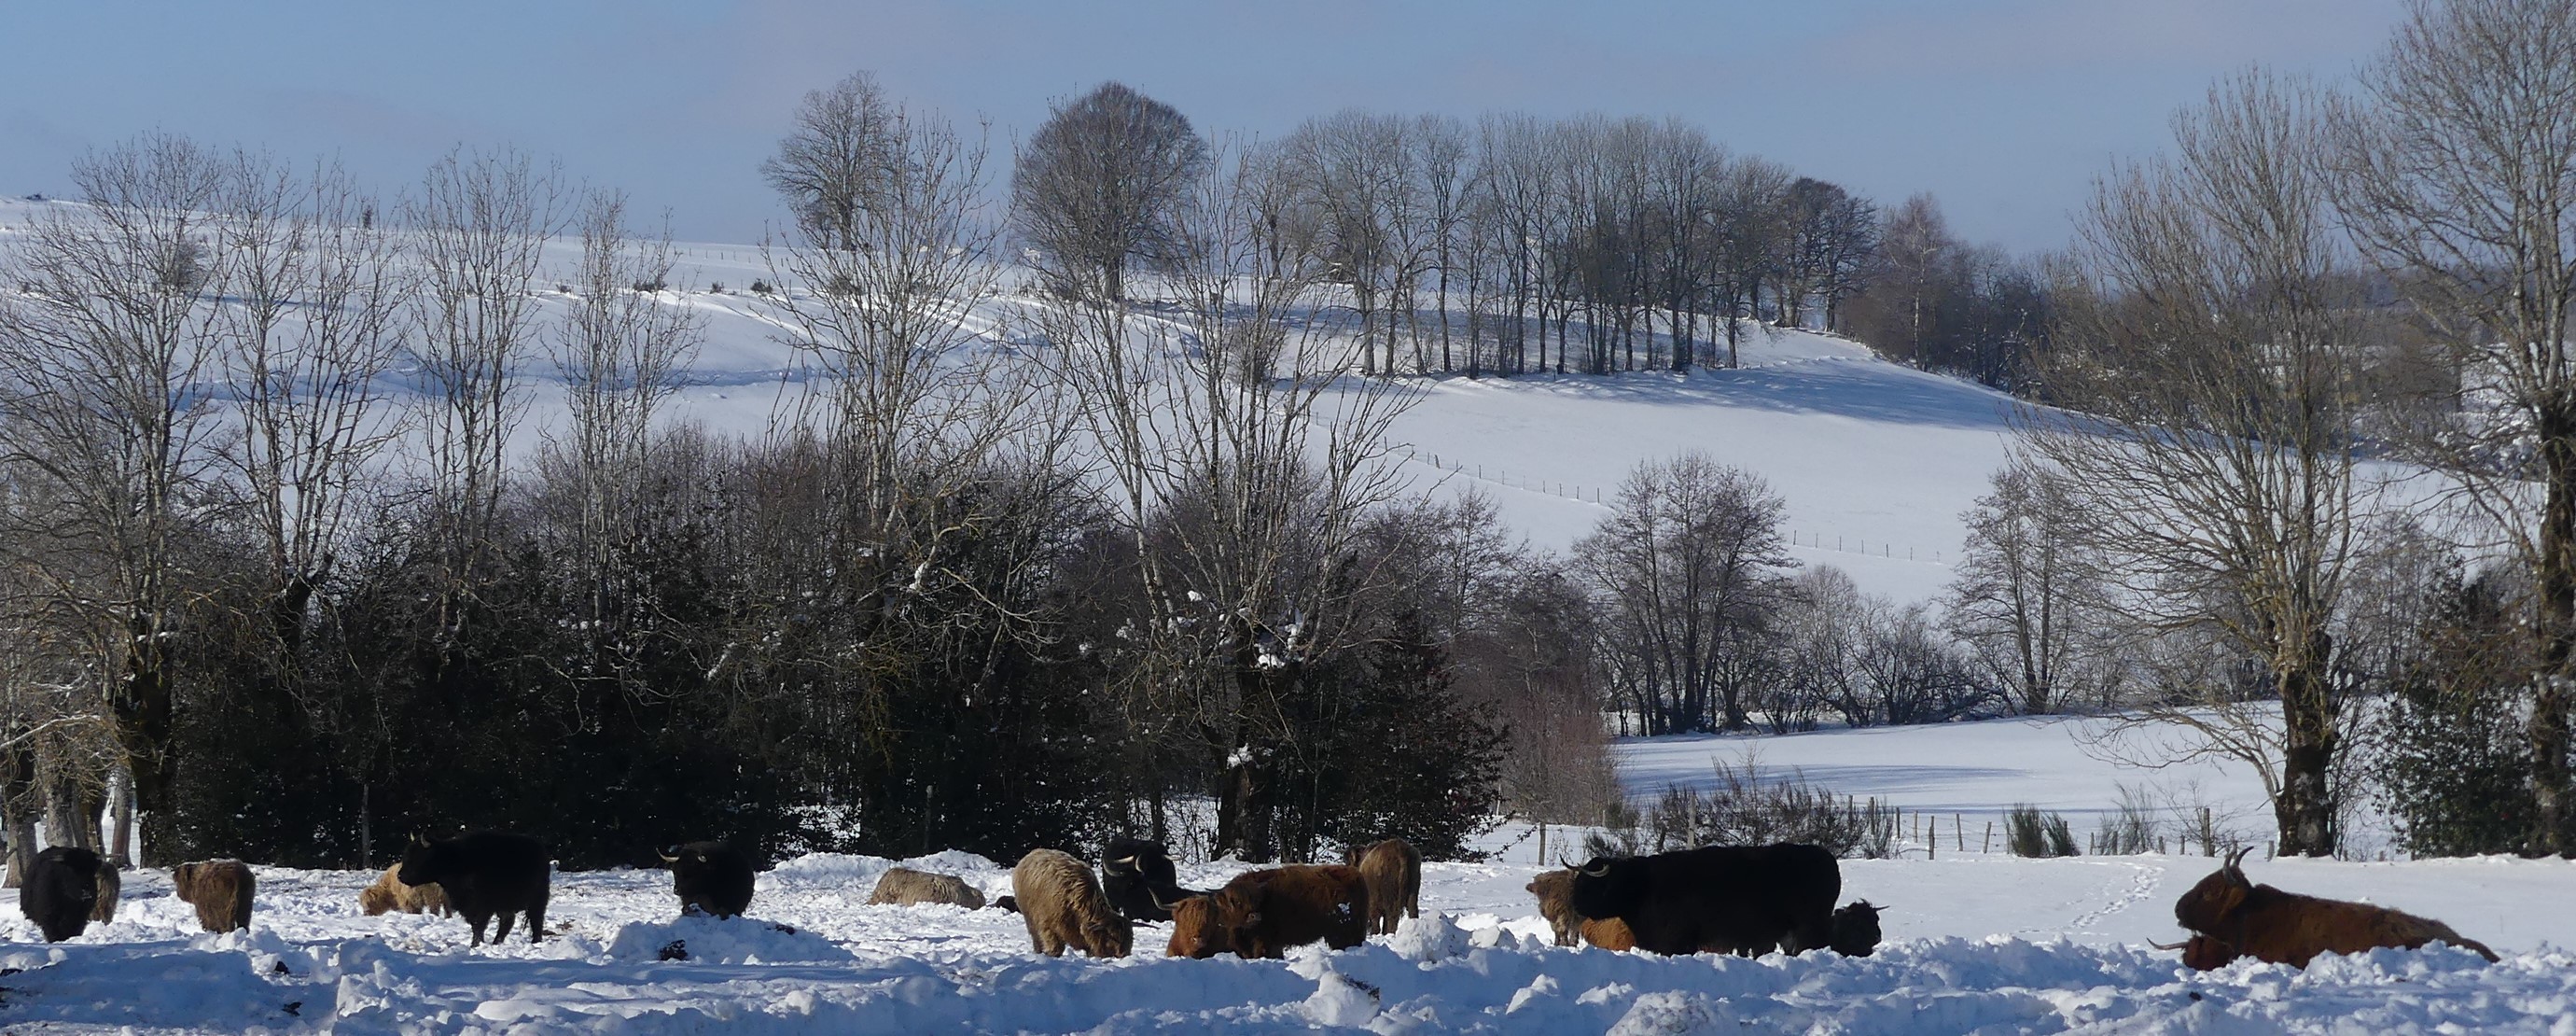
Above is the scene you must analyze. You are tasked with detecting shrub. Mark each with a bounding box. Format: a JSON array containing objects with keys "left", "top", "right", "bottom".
[
  {"left": 750, "top": 279, "right": 774, "bottom": 294},
  {"left": 2091, "top": 787, "right": 2159, "bottom": 855},
  {"left": 2007, "top": 804, "right": 2078, "bottom": 858},
  {"left": 1594, "top": 756, "right": 1901, "bottom": 860},
  {"left": 709, "top": 282, "right": 725, "bottom": 294}
]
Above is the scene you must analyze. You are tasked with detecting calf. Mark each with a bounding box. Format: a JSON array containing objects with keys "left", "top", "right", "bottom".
[
  {"left": 1011, "top": 848, "right": 1130, "bottom": 958},
  {"left": 19, "top": 847, "right": 104, "bottom": 943},
  {"left": 1580, "top": 917, "right": 1637, "bottom": 951},
  {"left": 173, "top": 860, "right": 255, "bottom": 933},
  {"left": 1569, "top": 843, "right": 1841, "bottom": 957},
  {"left": 1350, "top": 838, "right": 1421, "bottom": 936},
  {"left": 869, "top": 866, "right": 985, "bottom": 909},
  {"left": 360, "top": 862, "right": 450, "bottom": 917},
  {"left": 661, "top": 842, "right": 756, "bottom": 918},
  {"left": 1526, "top": 869, "right": 1580, "bottom": 946},
  {"left": 2168, "top": 847, "right": 2497, "bottom": 969},
  {"left": 1204, "top": 864, "right": 1369, "bottom": 959},
  {"left": 398, "top": 832, "right": 550, "bottom": 945}
]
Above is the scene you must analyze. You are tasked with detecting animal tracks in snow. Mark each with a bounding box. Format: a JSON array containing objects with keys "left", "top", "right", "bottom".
[{"left": 2059, "top": 859, "right": 2167, "bottom": 936}]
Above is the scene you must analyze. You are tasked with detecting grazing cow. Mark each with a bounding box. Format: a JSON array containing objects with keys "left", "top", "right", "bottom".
[
  {"left": 1526, "top": 869, "right": 1580, "bottom": 946},
  {"left": 360, "top": 862, "right": 450, "bottom": 917},
  {"left": 1830, "top": 901, "right": 1886, "bottom": 957},
  {"left": 398, "top": 832, "right": 550, "bottom": 946},
  {"left": 1101, "top": 837, "right": 1194, "bottom": 923},
  {"left": 1580, "top": 917, "right": 1637, "bottom": 951},
  {"left": 660, "top": 842, "right": 756, "bottom": 918},
  {"left": 20, "top": 847, "right": 104, "bottom": 943},
  {"left": 2168, "top": 847, "right": 2498, "bottom": 969},
  {"left": 993, "top": 895, "right": 1019, "bottom": 914},
  {"left": 1349, "top": 838, "right": 1421, "bottom": 936},
  {"left": 173, "top": 860, "right": 255, "bottom": 933},
  {"left": 1204, "top": 864, "right": 1369, "bottom": 959},
  {"left": 1568, "top": 844, "right": 1841, "bottom": 957},
  {"left": 868, "top": 866, "right": 986, "bottom": 909},
  {"left": 90, "top": 865, "right": 119, "bottom": 924},
  {"left": 1011, "top": 848, "right": 1131, "bottom": 958}
]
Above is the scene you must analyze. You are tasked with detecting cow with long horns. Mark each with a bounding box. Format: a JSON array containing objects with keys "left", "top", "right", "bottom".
[
  {"left": 661, "top": 841, "right": 756, "bottom": 918},
  {"left": 2162, "top": 847, "right": 2498, "bottom": 968},
  {"left": 1567, "top": 844, "right": 1841, "bottom": 957},
  {"left": 1100, "top": 837, "right": 1196, "bottom": 923}
]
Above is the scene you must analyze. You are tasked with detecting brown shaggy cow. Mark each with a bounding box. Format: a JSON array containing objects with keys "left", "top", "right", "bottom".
[
  {"left": 1165, "top": 893, "right": 1223, "bottom": 958},
  {"left": 1580, "top": 917, "right": 1636, "bottom": 951},
  {"left": 2169, "top": 847, "right": 2499, "bottom": 969},
  {"left": 173, "top": 860, "right": 255, "bottom": 934},
  {"left": 869, "top": 867, "right": 986, "bottom": 909},
  {"left": 1011, "top": 848, "right": 1131, "bottom": 959},
  {"left": 1526, "top": 869, "right": 1580, "bottom": 946},
  {"left": 1205, "top": 864, "right": 1369, "bottom": 959},
  {"left": 359, "top": 862, "right": 450, "bottom": 917},
  {"left": 90, "top": 865, "right": 119, "bottom": 924},
  {"left": 1350, "top": 839, "right": 1421, "bottom": 936}
]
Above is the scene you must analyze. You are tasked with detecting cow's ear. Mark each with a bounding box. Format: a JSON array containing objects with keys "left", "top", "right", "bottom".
[{"left": 1244, "top": 911, "right": 1262, "bottom": 927}]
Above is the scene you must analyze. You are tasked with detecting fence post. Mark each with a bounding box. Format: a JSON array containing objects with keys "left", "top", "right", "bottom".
[
  {"left": 1929, "top": 815, "right": 1936, "bottom": 860},
  {"left": 1983, "top": 820, "right": 1993, "bottom": 854},
  {"left": 1955, "top": 814, "right": 1963, "bottom": 851}
]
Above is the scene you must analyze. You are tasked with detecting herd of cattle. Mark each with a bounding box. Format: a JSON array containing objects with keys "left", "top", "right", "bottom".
[{"left": 5, "top": 833, "right": 2506, "bottom": 973}]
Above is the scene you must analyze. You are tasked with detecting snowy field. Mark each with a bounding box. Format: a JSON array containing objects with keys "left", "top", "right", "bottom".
[
  {"left": 6, "top": 720, "right": 2572, "bottom": 1033},
  {"left": 2, "top": 845, "right": 2569, "bottom": 1033}
]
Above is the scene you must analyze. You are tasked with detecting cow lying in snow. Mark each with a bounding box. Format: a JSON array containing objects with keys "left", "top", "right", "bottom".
[
  {"left": 869, "top": 866, "right": 985, "bottom": 910},
  {"left": 662, "top": 842, "right": 757, "bottom": 918},
  {"left": 2164, "top": 847, "right": 2498, "bottom": 968},
  {"left": 360, "top": 862, "right": 450, "bottom": 917}
]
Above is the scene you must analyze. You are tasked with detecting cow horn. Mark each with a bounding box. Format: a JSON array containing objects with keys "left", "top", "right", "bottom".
[
  {"left": 658, "top": 847, "right": 681, "bottom": 862},
  {"left": 1150, "top": 889, "right": 1186, "bottom": 911},
  {"left": 2223, "top": 846, "right": 2253, "bottom": 874},
  {"left": 2149, "top": 938, "right": 2191, "bottom": 951},
  {"left": 1110, "top": 855, "right": 1136, "bottom": 865},
  {"left": 1579, "top": 860, "right": 1611, "bottom": 877}
]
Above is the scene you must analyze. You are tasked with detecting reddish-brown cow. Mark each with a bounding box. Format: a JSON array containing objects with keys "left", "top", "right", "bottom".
[{"left": 2167, "top": 847, "right": 2498, "bottom": 969}]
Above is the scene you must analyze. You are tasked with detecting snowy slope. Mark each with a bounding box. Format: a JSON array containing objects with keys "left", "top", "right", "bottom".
[{"left": 3, "top": 197, "right": 2008, "bottom": 605}]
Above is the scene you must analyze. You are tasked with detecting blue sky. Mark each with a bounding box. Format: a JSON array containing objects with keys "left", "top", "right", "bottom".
[{"left": 0, "top": 0, "right": 2403, "bottom": 254}]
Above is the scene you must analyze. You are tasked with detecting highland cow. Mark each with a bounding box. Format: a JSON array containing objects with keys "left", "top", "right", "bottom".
[
  {"left": 20, "top": 847, "right": 104, "bottom": 943},
  {"left": 90, "top": 864, "right": 119, "bottom": 924},
  {"left": 1011, "top": 848, "right": 1130, "bottom": 958},
  {"left": 1526, "top": 869, "right": 1580, "bottom": 946},
  {"left": 661, "top": 842, "right": 756, "bottom": 918},
  {"left": 1201, "top": 864, "right": 1369, "bottom": 959},
  {"left": 868, "top": 866, "right": 985, "bottom": 909},
  {"left": 1100, "top": 837, "right": 1192, "bottom": 923},
  {"left": 1830, "top": 901, "right": 1886, "bottom": 957},
  {"left": 360, "top": 862, "right": 450, "bottom": 917},
  {"left": 1350, "top": 838, "right": 1421, "bottom": 936},
  {"left": 398, "top": 832, "right": 550, "bottom": 946},
  {"left": 2167, "top": 847, "right": 2498, "bottom": 969},
  {"left": 173, "top": 860, "right": 255, "bottom": 933},
  {"left": 1568, "top": 844, "right": 1841, "bottom": 957},
  {"left": 1581, "top": 917, "right": 1637, "bottom": 951}
]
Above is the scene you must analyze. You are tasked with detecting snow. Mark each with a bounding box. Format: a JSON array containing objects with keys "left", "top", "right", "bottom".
[{"left": 1, "top": 837, "right": 2569, "bottom": 1032}]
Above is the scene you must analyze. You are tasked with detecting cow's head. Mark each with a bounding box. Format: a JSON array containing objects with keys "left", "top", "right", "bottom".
[
  {"left": 1103, "top": 838, "right": 1177, "bottom": 888},
  {"left": 396, "top": 832, "right": 447, "bottom": 888},
  {"left": 1566, "top": 855, "right": 1645, "bottom": 921},
  {"left": 1084, "top": 911, "right": 1134, "bottom": 958},
  {"left": 1164, "top": 895, "right": 1224, "bottom": 958},
  {"left": 1830, "top": 900, "right": 1887, "bottom": 957},
  {"left": 2174, "top": 846, "right": 2255, "bottom": 933},
  {"left": 1210, "top": 875, "right": 1281, "bottom": 958}
]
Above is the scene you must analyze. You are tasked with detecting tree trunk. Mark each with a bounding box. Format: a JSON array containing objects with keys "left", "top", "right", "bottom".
[
  {"left": 2273, "top": 631, "right": 2339, "bottom": 858},
  {"left": 106, "top": 766, "right": 132, "bottom": 869},
  {"left": 2535, "top": 401, "right": 2576, "bottom": 856}
]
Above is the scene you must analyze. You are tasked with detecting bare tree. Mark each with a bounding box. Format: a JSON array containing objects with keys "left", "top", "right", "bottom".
[
  {"left": 0, "top": 133, "right": 234, "bottom": 863},
  {"left": 1577, "top": 452, "right": 1796, "bottom": 734},
  {"left": 406, "top": 147, "right": 562, "bottom": 613},
  {"left": 2332, "top": 0, "right": 2576, "bottom": 853},
  {"left": 2027, "top": 72, "right": 2374, "bottom": 856},
  {"left": 1032, "top": 138, "right": 1419, "bottom": 859},
  {"left": 1943, "top": 465, "right": 2121, "bottom": 714},
  {"left": 1012, "top": 81, "right": 1211, "bottom": 302},
  {"left": 760, "top": 72, "right": 898, "bottom": 253}
]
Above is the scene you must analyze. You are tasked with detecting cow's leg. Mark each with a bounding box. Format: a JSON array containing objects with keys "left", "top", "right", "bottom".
[
  {"left": 492, "top": 909, "right": 516, "bottom": 945},
  {"left": 525, "top": 903, "right": 546, "bottom": 944},
  {"left": 467, "top": 911, "right": 491, "bottom": 946}
]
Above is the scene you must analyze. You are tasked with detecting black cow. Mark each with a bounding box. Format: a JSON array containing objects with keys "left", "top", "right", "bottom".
[
  {"left": 398, "top": 832, "right": 550, "bottom": 945},
  {"left": 20, "top": 847, "right": 104, "bottom": 943},
  {"left": 1831, "top": 900, "right": 1887, "bottom": 957},
  {"left": 1569, "top": 844, "right": 1841, "bottom": 957},
  {"left": 1099, "top": 837, "right": 1195, "bottom": 924},
  {"left": 660, "top": 842, "right": 755, "bottom": 918}
]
